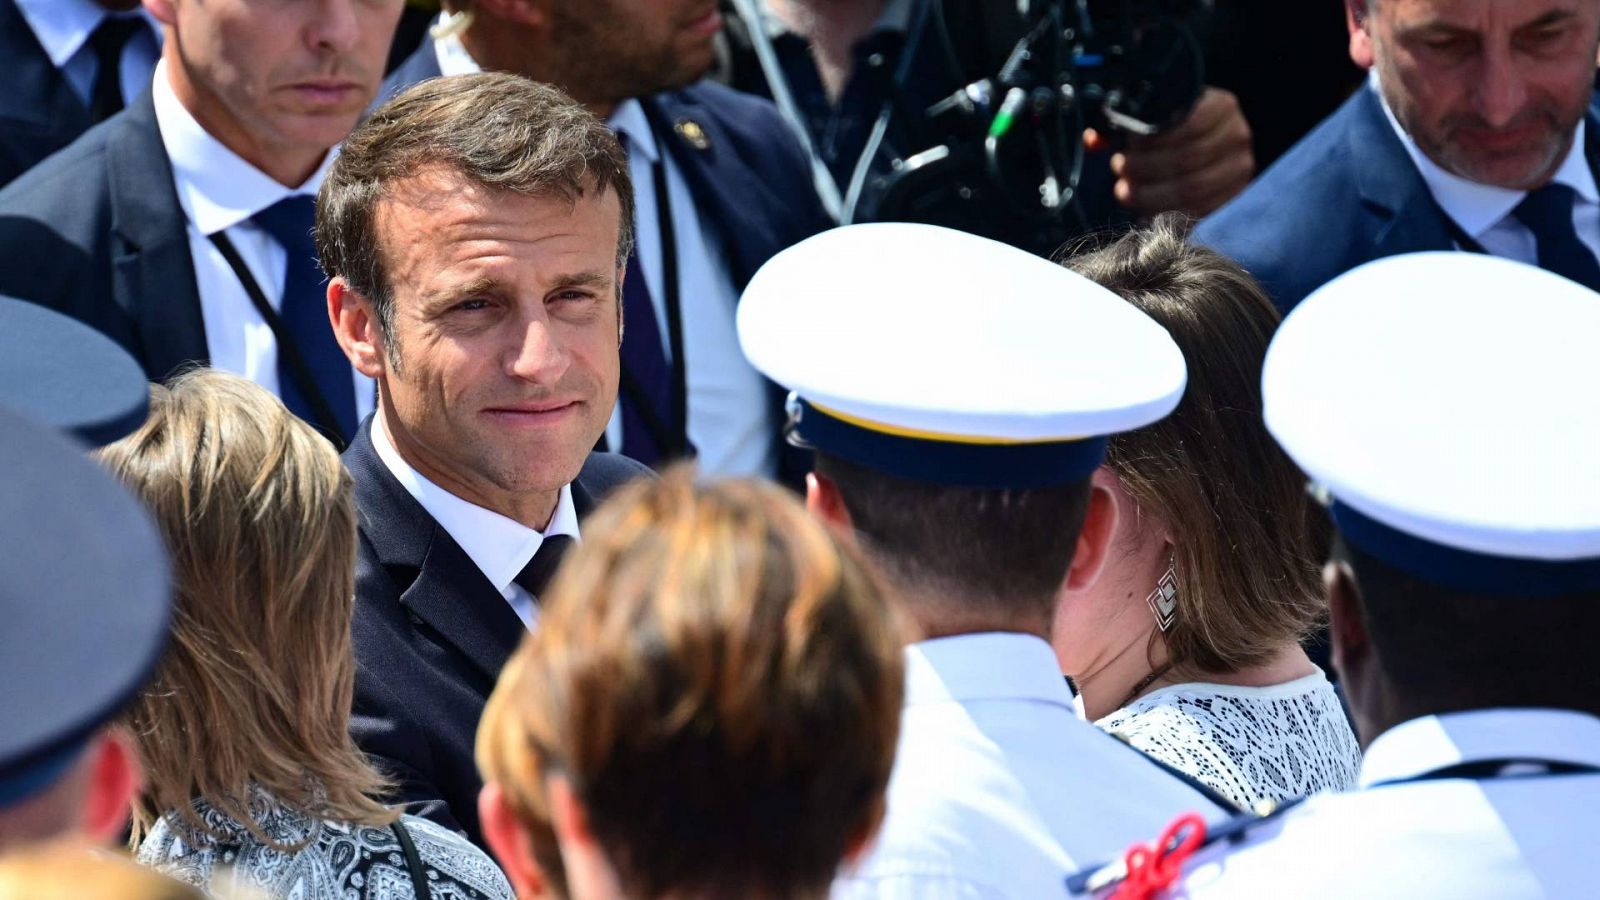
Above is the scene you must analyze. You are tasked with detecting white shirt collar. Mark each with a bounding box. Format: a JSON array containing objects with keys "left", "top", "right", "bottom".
[
  {"left": 607, "top": 98, "right": 658, "bottom": 163},
  {"left": 1372, "top": 75, "right": 1599, "bottom": 239},
  {"left": 433, "top": 21, "right": 481, "bottom": 77},
  {"left": 1358, "top": 708, "right": 1600, "bottom": 789},
  {"left": 13, "top": 0, "right": 159, "bottom": 68},
  {"left": 371, "top": 412, "right": 580, "bottom": 594},
  {"left": 903, "top": 632, "right": 1075, "bottom": 709},
  {"left": 150, "top": 60, "right": 336, "bottom": 236}
]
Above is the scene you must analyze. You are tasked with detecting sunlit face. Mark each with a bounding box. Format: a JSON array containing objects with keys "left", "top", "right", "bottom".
[
  {"left": 152, "top": 0, "right": 401, "bottom": 162},
  {"left": 1356, "top": 0, "right": 1600, "bottom": 189},
  {"left": 545, "top": 0, "right": 723, "bottom": 106},
  {"left": 368, "top": 169, "right": 623, "bottom": 511}
]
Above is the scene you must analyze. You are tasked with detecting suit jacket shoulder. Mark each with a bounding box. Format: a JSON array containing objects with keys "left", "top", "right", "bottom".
[
  {"left": 376, "top": 40, "right": 442, "bottom": 107},
  {"left": 0, "top": 90, "right": 206, "bottom": 379},
  {"left": 574, "top": 450, "right": 654, "bottom": 509}
]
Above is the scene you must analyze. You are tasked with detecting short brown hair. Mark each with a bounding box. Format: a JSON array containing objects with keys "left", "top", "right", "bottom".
[
  {"left": 1061, "top": 215, "right": 1324, "bottom": 673},
  {"left": 96, "top": 371, "right": 395, "bottom": 848},
  {"left": 477, "top": 469, "right": 904, "bottom": 898},
  {"left": 815, "top": 453, "right": 1091, "bottom": 622},
  {"left": 0, "top": 843, "right": 207, "bottom": 900},
  {"left": 316, "top": 73, "right": 635, "bottom": 346}
]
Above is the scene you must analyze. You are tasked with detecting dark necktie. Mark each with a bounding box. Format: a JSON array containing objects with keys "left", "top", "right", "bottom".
[
  {"left": 251, "top": 195, "right": 358, "bottom": 441},
  {"left": 1511, "top": 183, "right": 1600, "bottom": 291},
  {"left": 614, "top": 132, "right": 679, "bottom": 467},
  {"left": 513, "top": 534, "right": 575, "bottom": 603},
  {"left": 88, "top": 16, "right": 141, "bottom": 123}
]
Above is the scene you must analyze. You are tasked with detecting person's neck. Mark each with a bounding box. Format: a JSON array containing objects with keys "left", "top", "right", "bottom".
[
  {"left": 377, "top": 405, "right": 560, "bottom": 532},
  {"left": 164, "top": 57, "right": 327, "bottom": 188},
  {"left": 893, "top": 583, "right": 1050, "bottom": 644},
  {"left": 1076, "top": 640, "right": 1318, "bottom": 721},
  {"left": 458, "top": 23, "right": 620, "bottom": 120},
  {"left": 768, "top": 0, "right": 886, "bottom": 103}
]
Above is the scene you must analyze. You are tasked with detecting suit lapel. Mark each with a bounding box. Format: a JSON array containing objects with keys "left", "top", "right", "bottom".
[
  {"left": 345, "top": 421, "right": 527, "bottom": 685},
  {"left": 104, "top": 90, "right": 209, "bottom": 380},
  {"left": 1347, "top": 88, "right": 1457, "bottom": 257},
  {"left": 0, "top": 0, "right": 91, "bottom": 135},
  {"left": 641, "top": 93, "right": 785, "bottom": 289}
]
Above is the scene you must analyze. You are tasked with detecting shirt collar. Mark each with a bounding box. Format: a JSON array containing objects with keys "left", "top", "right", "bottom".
[
  {"left": 151, "top": 60, "right": 336, "bottom": 236},
  {"left": 371, "top": 412, "right": 581, "bottom": 594},
  {"left": 608, "top": 98, "right": 658, "bottom": 164},
  {"left": 432, "top": 18, "right": 482, "bottom": 78},
  {"left": 1358, "top": 708, "right": 1600, "bottom": 788},
  {"left": 903, "top": 632, "right": 1075, "bottom": 709},
  {"left": 1372, "top": 75, "right": 1599, "bottom": 239},
  {"left": 13, "top": 0, "right": 159, "bottom": 69}
]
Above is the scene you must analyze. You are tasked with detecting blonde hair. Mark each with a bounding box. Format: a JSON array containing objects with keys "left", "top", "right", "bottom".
[
  {"left": 478, "top": 468, "right": 905, "bottom": 899},
  {"left": 96, "top": 370, "right": 395, "bottom": 848},
  {"left": 0, "top": 844, "right": 206, "bottom": 900}
]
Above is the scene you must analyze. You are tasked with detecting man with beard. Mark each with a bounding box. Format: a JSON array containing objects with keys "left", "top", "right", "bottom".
[
  {"left": 1195, "top": 0, "right": 1600, "bottom": 314},
  {"left": 0, "top": 0, "right": 403, "bottom": 445},
  {"left": 384, "top": 0, "right": 830, "bottom": 482}
]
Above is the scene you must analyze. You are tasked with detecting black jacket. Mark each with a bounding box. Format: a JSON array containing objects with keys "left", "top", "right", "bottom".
[{"left": 344, "top": 417, "right": 651, "bottom": 847}]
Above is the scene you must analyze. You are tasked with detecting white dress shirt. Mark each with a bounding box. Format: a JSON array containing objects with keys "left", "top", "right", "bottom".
[
  {"left": 1374, "top": 78, "right": 1600, "bottom": 263},
  {"left": 834, "top": 633, "right": 1228, "bottom": 900},
  {"left": 13, "top": 0, "right": 160, "bottom": 109},
  {"left": 371, "top": 412, "right": 580, "bottom": 630},
  {"left": 1156, "top": 709, "right": 1600, "bottom": 900},
  {"left": 434, "top": 30, "right": 777, "bottom": 477},
  {"left": 150, "top": 62, "right": 374, "bottom": 421}
]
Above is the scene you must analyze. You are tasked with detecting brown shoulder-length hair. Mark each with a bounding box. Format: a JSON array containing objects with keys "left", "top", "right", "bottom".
[
  {"left": 96, "top": 370, "right": 395, "bottom": 848},
  {"left": 477, "top": 468, "right": 905, "bottom": 899},
  {"left": 1061, "top": 215, "right": 1324, "bottom": 673}
]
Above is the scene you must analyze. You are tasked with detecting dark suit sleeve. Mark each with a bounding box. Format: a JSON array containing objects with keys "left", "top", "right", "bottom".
[{"left": 350, "top": 662, "right": 465, "bottom": 835}]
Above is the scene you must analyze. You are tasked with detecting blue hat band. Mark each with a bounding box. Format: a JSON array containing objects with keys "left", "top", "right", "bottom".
[
  {"left": 0, "top": 739, "right": 88, "bottom": 809},
  {"left": 1332, "top": 502, "right": 1600, "bottom": 597},
  {"left": 792, "top": 399, "right": 1107, "bottom": 489}
]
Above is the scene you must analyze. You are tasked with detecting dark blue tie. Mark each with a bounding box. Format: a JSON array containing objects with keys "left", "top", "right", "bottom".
[
  {"left": 1512, "top": 183, "right": 1600, "bottom": 291},
  {"left": 251, "top": 195, "right": 357, "bottom": 440},
  {"left": 616, "top": 138, "right": 676, "bottom": 466}
]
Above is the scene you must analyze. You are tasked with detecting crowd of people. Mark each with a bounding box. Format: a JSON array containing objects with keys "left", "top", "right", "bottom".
[{"left": 0, "top": 1, "right": 1597, "bottom": 898}]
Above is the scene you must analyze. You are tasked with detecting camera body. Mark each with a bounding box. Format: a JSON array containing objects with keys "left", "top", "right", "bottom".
[{"left": 873, "top": 0, "right": 1209, "bottom": 254}]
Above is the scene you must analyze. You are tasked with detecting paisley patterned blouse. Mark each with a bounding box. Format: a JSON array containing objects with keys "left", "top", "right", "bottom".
[{"left": 136, "top": 787, "right": 513, "bottom": 900}]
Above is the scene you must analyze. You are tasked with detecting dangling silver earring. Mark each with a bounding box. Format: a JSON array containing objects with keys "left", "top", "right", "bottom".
[{"left": 1146, "top": 558, "right": 1178, "bottom": 632}]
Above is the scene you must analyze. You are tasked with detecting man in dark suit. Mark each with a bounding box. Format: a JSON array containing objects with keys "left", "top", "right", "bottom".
[
  {"left": 1196, "top": 0, "right": 1600, "bottom": 314},
  {"left": 318, "top": 74, "right": 652, "bottom": 847},
  {"left": 0, "top": 0, "right": 160, "bottom": 189},
  {"left": 0, "top": 0, "right": 402, "bottom": 445},
  {"left": 383, "top": 0, "right": 830, "bottom": 483}
]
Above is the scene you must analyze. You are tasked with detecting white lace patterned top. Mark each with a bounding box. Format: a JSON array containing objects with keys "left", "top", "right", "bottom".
[
  {"left": 136, "top": 787, "right": 513, "bottom": 900},
  {"left": 1094, "top": 671, "right": 1362, "bottom": 811}
]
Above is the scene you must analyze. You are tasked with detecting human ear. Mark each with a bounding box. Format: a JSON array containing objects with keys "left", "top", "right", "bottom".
[
  {"left": 1346, "top": 0, "right": 1376, "bottom": 69},
  {"left": 328, "top": 278, "right": 387, "bottom": 379},
  {"left": 1063, "top": 472, "right": 1120, "bottom": 593},
  {"left": 80, "top": 729, "right": 140, "bottom": 846},
  {"left": 479, "top": 782, "right": 553, "bottom": 899}
]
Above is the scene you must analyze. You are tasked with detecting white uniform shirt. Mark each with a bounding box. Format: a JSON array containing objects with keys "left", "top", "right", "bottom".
[
  {"left": 13, "top": 0, "right": 160, "bottom": 109},
  {"left": 370, "top": 412, "right": 579, "bottom": 631},
  {"left": 434, "top": 30, "right": 776, "bottom": 478},
  {"left": 834, "top": 633, "right": 1228, "bottom": 900},
  {"left": 1374, "top": 78, "right": 1600, "bottom": 263},
  {"left": 1158, "top": 709, "right": 1600, "bottom": 900},
  {"left": 150, "top": 61, "right": 375, "bottom": 421}
]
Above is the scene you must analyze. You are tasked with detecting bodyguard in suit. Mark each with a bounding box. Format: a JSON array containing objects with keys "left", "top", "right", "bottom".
[
  {"left": 383, "top": 0, "right": 831, "bottom": 480},
  {"left": 0, "top": 0, "right": 159, "bottom": 189},
  {"left": 1073, "top": 254, "right": 1600, "bottom": 899},
  {"left": 0, "top": 0, "right": 403, "bottom": 445},
  {"left": 1196, "top": 0, "right": 1600, "bottom": 314},
  {"left": 317, "top": 74, "right": 651, "bottom": 848}
]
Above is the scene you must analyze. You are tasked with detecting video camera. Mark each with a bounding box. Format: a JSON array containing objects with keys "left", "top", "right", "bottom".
[{"left": 874, "top": 0, "right": 1211, "bottom": 254}]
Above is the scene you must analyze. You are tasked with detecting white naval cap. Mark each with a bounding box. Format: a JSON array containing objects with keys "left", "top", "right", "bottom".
[
  {"left": 1264, "top": 251, "right": 1600, "bottom": 595},
  {"left": 737, "top": 222, "right": 1187, "bottom": 488}
]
